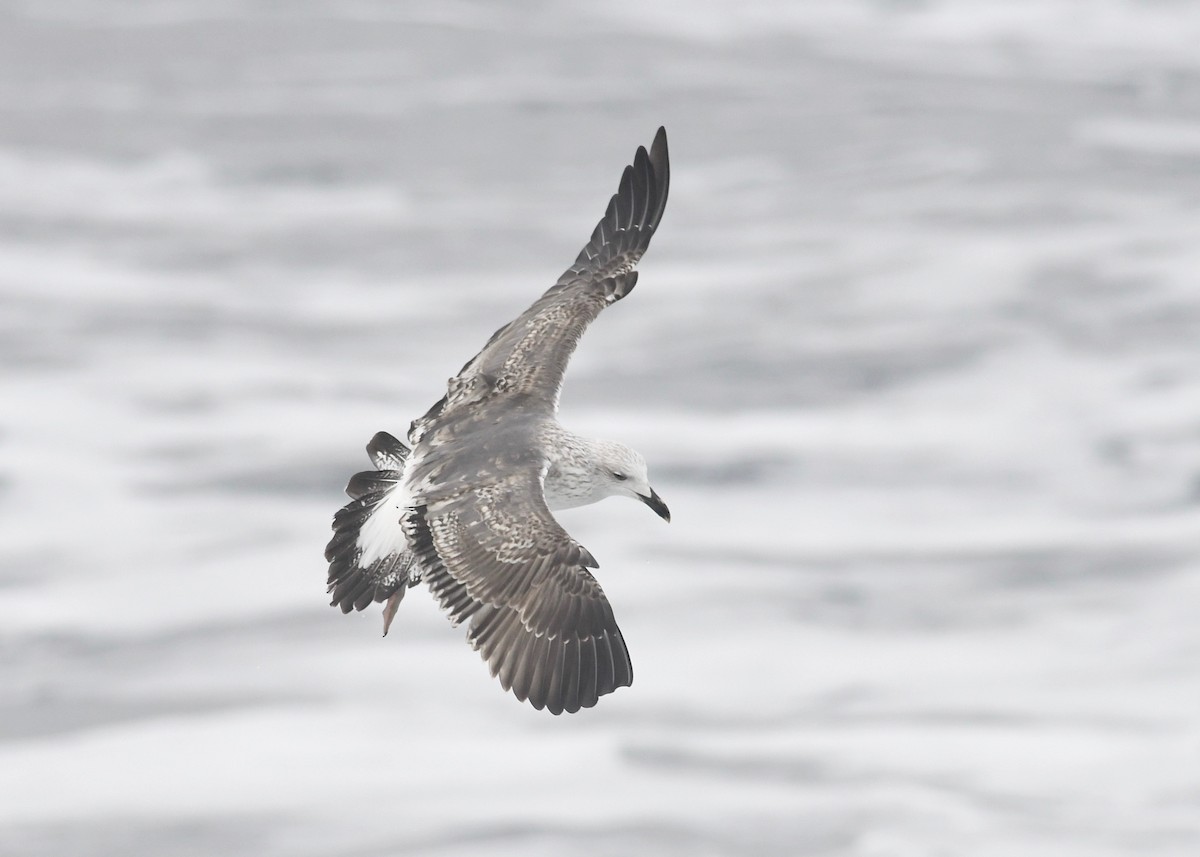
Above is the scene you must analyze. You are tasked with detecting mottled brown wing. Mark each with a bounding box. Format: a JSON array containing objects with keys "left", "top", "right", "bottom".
[
  {"left": 443, "top": 127, "right": 669, "bottom": 417},
  {"left": 402, "top": 468, "right": 633, "bottom": 714}
]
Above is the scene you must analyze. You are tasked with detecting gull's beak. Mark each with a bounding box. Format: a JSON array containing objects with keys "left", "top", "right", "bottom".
[{"left": 640, "top": 488, "right": 671, "bottom": 523}]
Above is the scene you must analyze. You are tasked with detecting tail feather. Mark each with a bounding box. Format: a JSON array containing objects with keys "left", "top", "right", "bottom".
[
  {"left": 366, "top": 431, "right": 409, "bottom": 470},
  {"left": 325, "top": 432, "right": 415, "bottom": 629}
]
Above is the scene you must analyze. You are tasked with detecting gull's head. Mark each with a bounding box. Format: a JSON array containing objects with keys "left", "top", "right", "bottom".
[{"left": 592, "top": 441, "right": 670, "bottom": 522}]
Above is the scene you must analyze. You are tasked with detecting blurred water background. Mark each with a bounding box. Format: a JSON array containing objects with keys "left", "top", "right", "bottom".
[{"left": 2, "top": 1, "right": 1199, "bottom": 854}]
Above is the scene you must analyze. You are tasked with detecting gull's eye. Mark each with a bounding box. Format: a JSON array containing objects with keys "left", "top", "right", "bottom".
[{"left": 611, "top": 471, "right": 628, "bottom": 482}]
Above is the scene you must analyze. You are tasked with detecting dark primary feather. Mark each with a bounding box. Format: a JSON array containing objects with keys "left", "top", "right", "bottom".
[
  {"left": 555, "top": 125, "right": 670, "bottom": 295},
  {"left": 325, "top": 432, "right": 416, "bottom": 616}
]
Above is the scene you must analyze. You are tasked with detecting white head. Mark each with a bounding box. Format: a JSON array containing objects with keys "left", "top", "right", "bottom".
[{"left": 591, "top": 440, "right": 670, "bottom": 522}]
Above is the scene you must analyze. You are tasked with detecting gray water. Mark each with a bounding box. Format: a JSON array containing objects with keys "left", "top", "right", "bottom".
[{"left": 2, "top": 2, "right": 1199, "bottom": 855}]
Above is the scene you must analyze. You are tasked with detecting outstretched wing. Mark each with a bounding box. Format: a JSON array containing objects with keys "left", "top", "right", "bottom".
[
  {"left": 325, "top": 431, "right": 416, "bottom": 633},
  {"left": 403, "top": 465, "right": 633, "bottom": 715},
  {"left": 421, "top": 127, "right": 669, "bottom": 431}
]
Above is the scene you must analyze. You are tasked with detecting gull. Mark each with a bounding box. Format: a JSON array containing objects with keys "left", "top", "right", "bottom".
[{"left": 325, "top": 127, "right": 670, "bottom": 715}]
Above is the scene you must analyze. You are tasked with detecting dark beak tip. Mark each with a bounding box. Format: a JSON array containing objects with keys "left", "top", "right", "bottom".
[{"left": 642, "top": 489, "right": 671, "bottom": 523}]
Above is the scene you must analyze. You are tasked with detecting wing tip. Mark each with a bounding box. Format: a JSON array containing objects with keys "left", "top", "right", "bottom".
[
  {"left": 563, "top": 126, "right": 671, "bottom": 284},
  {"left": 465, "top": 604, "right": 633, "bottom": 715}
]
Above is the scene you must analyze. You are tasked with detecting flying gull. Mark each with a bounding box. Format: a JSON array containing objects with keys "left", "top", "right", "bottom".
[{"left": 325, "top": 128, "right": 670, "bottom": 714}]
